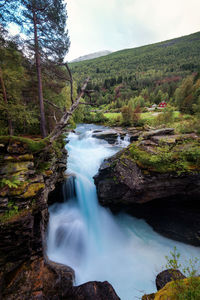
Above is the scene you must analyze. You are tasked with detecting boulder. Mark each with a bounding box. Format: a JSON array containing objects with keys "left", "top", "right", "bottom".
[
  {"left": 141, "top": 128, "right": 174, "bottom": 139},
  {"left": 156, "top": 269, "right": 185, "bottom": 291},
  {"left": 92, "top": 130, "right": 118, "bottom": 144},
  {"left": 68, "top": 281, "right": 120, "bottom": 300},
  {"left": 1, "top": 257, "right": 74, "bottom": 300}
]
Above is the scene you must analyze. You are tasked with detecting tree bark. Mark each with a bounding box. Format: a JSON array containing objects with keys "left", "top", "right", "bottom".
[
  {"left": 33, "top": 10, "right": 47, "bottom": 138},
  {"left": 0, "top": 67, "right": 13, "bottom": 135}
]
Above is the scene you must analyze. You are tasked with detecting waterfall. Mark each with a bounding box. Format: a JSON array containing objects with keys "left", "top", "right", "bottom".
[{"left": 47, "top": 124, "right": 200, "bottom": 300}]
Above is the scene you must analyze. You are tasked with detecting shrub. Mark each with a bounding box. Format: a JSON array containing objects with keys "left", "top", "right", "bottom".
[
  {"left": 132, "top": 105, "right": 141, "bottom": 126},
  {"left": 165, "top": 247, "right": 200, "bottom": 300},
  {"left": 121, "top": 105, "right": 133, "bottom": 126},
  {"left": 153, "top": 107, "right": 175, "bottom": 126}
]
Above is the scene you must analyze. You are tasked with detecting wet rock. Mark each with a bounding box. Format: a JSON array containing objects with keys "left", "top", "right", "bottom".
[
  {"left": 156, "top": 269, "right": 185, "bottom": 291},
  {"left": 92, "top": 130, "right": 118, "bottom": 144},
  {"left": 0, "top": 136, "right": 68, "bottom": 299},
  {"left": 142, "top": 293, "right": 156, "bottom": 300},
  {"left": 68, "top": 281, "right": 120, "bottom": 300},
  {"left": 94, "top": 151, "right": 200, "bottom": 205},
  {"left": 1, "top": 257, "right": 74, "bottom": 300},
  {"left": 94, "top": 135, "right": 200, "bottom": 245},
  {"left": 141, "top": 128, "right": 174, "bottom": 139}
]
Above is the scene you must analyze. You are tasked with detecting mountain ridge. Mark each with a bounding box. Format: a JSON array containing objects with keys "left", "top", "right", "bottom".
[{"left": 70, "top": 50, "right": 112, "bottom": 63}]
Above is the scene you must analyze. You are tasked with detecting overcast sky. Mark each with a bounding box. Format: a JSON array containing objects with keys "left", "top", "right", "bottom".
[{"left": 66, "top": 0, "right": 200, "bottom": 61}]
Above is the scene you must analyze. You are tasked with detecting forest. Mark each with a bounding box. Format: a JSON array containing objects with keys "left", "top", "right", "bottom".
[
  {"left": 70, "top": 31, "right": 200, "bottom": 116},
  {"left": 0, "top": 0, "right": 86, "bottom": 138}
]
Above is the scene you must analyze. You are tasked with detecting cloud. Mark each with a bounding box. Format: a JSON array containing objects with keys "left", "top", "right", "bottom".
[{"left": 66, "top": 0, "right": 200, "bottom": 61}]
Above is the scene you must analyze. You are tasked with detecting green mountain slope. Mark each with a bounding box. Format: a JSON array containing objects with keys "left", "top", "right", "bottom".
[{"left": 70, "top": 31, "right": 200, "bottom": 107}]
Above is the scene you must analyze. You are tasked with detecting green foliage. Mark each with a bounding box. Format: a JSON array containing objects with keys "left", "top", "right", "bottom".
[
  {"left": 0, "top": 201, "right": 19, "bottom": 223},
  {"left": 175, "top": 77, "right": 200, "bottom": 114},
  {"left": 1, "top": 0, "right": 70, "bottom": 63},
  {"left": 70, "top": 31, "right": 200, "bottom": 109},
  {"left": 165, "top": 247, "right": 181, "bottom": 270},
  {"left": 153, "top": 107, "right": 175, "bottom": 126},
  {"left": 0, "top": 177, "right": 20, "bottom": 189},
  {"left": 128, "top": 95, "right": 146, "bottom": 109},
  {"left": 0, "top": 8, "right": 72, "bottom": 137},
  {"left": 165, "top": 247, "right": 200, "bottom": 300},
  {"left": 121, "top": 105, "right": 133, "bottom": 126}
]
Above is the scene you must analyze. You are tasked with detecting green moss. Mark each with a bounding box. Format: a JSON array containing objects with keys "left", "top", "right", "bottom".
[
  {"left": 127, "top": 140, "right": 200, "bottom": 174},
  {"left": 113, "top": 176, "right": 119, "bottom": 183},
  {"left": 154, "top": 277, "right": 200, "bottom": 300},
  {"left": 37, "top": 162, "right": 51, "bottom": 173},
  {"left": 0, "top": 208, "right": 31, "bottom": 224},
  {"left": 4, "top": 154, "right": 34, "bottom": 161},
  {"left": 22, "top": 183, "right": 45, "bottom": 198},
  {"left": 0, "top": 136, "right": 47, "bottom": 153}
]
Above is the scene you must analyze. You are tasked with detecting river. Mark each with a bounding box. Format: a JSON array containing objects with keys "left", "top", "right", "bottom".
[{"left": 47, "top": 124, "right": 199, "bottom": 300}]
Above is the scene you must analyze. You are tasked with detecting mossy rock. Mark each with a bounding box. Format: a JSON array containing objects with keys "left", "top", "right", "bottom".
[
  {"left": 0, "top": 161, "right": 34, "bottom": 175},
  {"left": 22, "top": 183, "right": 45, "bottom": 198},
  {"left": 0, "top": 136, "right": 47, "bottom": 153},
  {"left": 4, "top": 154, "right": 34, "bottom": 162},
  {"left": 154, "top": 277, "right": 200, "bottom": 300},
  {"left": 128, "top": 139, "right": 200, "bottom": 174},
  {"left": 142, "top": 294, "right": 155, "bottom": 300},
  {"left": 9, "top": 182, "right": 29, "bottom": 196},
  {"left": 44, "top": 170, "right": 53, "bottom": 177}
]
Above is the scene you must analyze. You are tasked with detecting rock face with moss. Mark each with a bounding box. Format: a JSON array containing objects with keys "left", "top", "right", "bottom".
[
  {"left": 142, "top": 269, "right": 200, "bottom": 300},
  {"left": 0, "top": 136, "right": 72, "bottom": 299},
  {"left": 94, "top": 130, "right": 200, "bottom": 245}
]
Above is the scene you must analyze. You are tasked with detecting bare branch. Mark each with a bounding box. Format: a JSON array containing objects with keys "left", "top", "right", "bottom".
[
  {"left": 53, "top": 111, "right": 58, "bottom": 124},
  {"left": 44, "top": 99, "right": 63, "bottom": 112},
  {"left": 48, "top": 77, "right": 90, "bottom": 143}
]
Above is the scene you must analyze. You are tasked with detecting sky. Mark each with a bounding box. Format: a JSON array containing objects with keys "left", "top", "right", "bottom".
[{"left": 66, "top": 0, "right": 200, "bottom": 61}]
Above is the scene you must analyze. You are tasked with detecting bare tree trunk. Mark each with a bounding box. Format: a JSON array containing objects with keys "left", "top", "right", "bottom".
[
  {"left": 0, "top": 67, "right": 13, "bottom": 135},
  {"left": 48, "top": 77, "right": 90, "bottom": 143},
  {"left": 33, "top": 11, "right": 47, "bottom": 138}
]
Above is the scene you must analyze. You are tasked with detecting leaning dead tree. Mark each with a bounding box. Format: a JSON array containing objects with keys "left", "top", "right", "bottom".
[{"left": 48, "top": 73, "right": 90, "bottom": 143}]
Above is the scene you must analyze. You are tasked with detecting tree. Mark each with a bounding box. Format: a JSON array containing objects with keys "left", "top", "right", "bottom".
[
  {"left": 0, "top": 28, "right": 27, "bottom": 135},
  {"left": 0, "top": 0, "right": 70, "bottom": 137}
]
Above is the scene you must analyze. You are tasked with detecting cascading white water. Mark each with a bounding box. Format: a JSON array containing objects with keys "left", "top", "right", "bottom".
[{"left": 47, "top": 124, "right": 200, "bottom": 300}]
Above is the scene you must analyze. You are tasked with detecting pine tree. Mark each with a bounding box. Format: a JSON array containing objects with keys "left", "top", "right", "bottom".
[{"left": 0, "top": 0, "right": 70, "bottom": 137}]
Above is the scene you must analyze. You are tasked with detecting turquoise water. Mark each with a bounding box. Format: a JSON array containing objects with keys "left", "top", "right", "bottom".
[{"left": 47, "top": 124, "right": 200, "bottom": 300}]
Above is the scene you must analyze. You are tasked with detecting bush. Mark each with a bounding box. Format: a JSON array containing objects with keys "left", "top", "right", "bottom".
[
  {"left": 94, "top": 111, "right": 108, "bottom": 123},
  {"left": 165, "top": 247, "right": 200, "bottom": 300},
  {"left": 153, "top": 107, "right": 175, "bottom": 126},
  {"left": 132, "top": 105, "right": 141, "bottom": 126},
  {"left": 121, "top": 105, "right": 133, "bottom": 126}
]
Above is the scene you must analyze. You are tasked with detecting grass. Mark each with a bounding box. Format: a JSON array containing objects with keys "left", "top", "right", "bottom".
[{"left": 104, "top": 112, "right": 120, "bottom": 119}]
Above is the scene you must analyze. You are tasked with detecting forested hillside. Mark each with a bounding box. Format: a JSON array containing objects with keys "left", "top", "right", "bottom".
[
  {"left": 0, "top": 0, "right": 87, "bottom": 138},
  {"left": 70, "top": 31, "right": 200, "bottom": 110}
]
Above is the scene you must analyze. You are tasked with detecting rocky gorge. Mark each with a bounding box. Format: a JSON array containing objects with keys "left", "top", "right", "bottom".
[
  {"left": 0, "top": 125, "right": 200, "bottom": 300},
  {"left": 94, "top": 127, "right": 200, "bottom": 246}
]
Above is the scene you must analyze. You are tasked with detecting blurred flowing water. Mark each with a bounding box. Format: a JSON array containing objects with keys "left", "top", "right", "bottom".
[{"left": 47, "top": 124, "right": 200, "bottom": 300}]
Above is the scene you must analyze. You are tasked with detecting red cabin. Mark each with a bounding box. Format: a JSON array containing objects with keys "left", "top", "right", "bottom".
[{"left": 159, "top": 101, "right": 167, "bottom": 108}]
